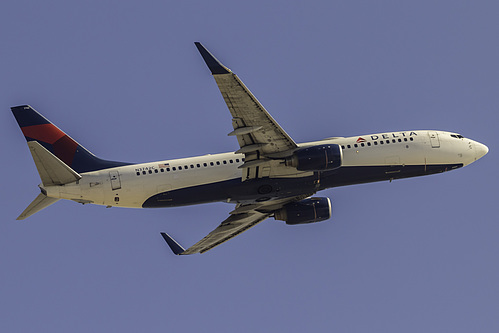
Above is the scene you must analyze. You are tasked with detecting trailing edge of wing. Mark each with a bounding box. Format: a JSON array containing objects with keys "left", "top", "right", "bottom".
[{"left": 194, "top": 42, "right": 231, "bottom": 75}]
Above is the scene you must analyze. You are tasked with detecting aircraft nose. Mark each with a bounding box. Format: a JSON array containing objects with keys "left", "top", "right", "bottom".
[{"left": 474, "top": 141, "right": 489, "bottom": 160}]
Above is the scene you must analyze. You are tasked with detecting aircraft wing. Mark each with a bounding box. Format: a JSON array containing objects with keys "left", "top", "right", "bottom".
[
  {"left": 162, "top": 211, "right": 270, "bottom": 255},
  {"left": 195, "top": 42, "right": 298, "bottom": 178},
  {"left": 161, "top": 195, "right": 311, "bottom": 255}
]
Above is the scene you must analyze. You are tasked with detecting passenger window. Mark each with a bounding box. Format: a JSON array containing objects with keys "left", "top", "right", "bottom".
[
  {"left": 398, "top": 139, "right": 402, "bottom": 142},
  {"left": 410, "top": 137, "right": 414, "bottom": 141},
  {"left": 210, "top": 162, "right": 214, "bottom": 166},
  {"left": 404, "top": 138, "right": 408, "bottom": 142},
  {"left": 203, "top": 163, "right": 207, "bottom": 167},
  {"left": 229, "top": 160, "right": 233, "bottom": 163},
  {"left": 142, "top": 171, "right": 146, "bottom": 175},
  {"left": 392, "top": 139, "right": 396, "bottom": 143},
  {"left": 136, "top": 172, "right": 140, "bottom": 176},
  {"left": 178, "top": 166, "right": 182, "bottom": 170},
  {"left": 347, "top": 145, "right": 351, "bottom": 149},
  {"left": 197, "top": 164, "right": 201, "bottom": 168},
  {"left": 361, "top": 143, "right": 365, "bottom": 147},
  {"left": 160, "top": 169, "right": 164, "bottom": 172},
  {"left": 172, "top": 167, "right": 176, "bottom": 171},
  {"left": 386, "top": 140, "right": 390, "bottom": 144},
  {"left": 191, "top": 164, "right": 194, "bottom": 168},
  {"left": 236, "top": 159, "right": 240, "bottom": 163},
  {"left": 155, "top": 169, "right": 158, "bottom": 173},
  {"left": 148, "top": 170, "right": 152, "bottom": 174},
  {"left": 166, "top": 168, "right": 170, "bottom": 172},
  {"left": 223, "top": 160, "right": 227, "bottom": 164},
  {"left": 184, "top": 165, "right": 188, "bottom": 169},
  {"left": 354, "top": 144, "right": 358, "bottom": 148},
  {"left": 367, "top": 142, "right": 371, "bottom": 146},
  {"left": 216, "top": 161, "right": 220, "bottom": 165},
  {"left": 374, "top": 141, "right": 378, "bottom": 146},
  {"left": 341, "top": 145, "right": 345, "bottom": 149}
]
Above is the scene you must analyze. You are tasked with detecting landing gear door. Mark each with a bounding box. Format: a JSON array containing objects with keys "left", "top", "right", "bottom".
[
  {"left": 428, "top": 131, "right": 440, "bottom": 148},
  {"left": 109, "top": 171, "right": 122, "bottom": 190}
]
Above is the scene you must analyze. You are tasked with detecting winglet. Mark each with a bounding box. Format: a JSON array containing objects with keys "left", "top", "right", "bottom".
[
  {"left": 194, "top": 42, "right": 231, "bottom": 75},
  {"left": 160, "top": 232, "right": 186, "bottom": 255}
]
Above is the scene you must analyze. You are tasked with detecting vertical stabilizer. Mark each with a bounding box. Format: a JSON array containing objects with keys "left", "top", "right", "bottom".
[{"left": 11, "top": 105, "right": 130, "bottom": 173}]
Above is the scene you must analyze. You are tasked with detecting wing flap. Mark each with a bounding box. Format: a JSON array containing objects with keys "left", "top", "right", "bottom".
[{"left": 213, "top": 73, "right": 298, "bottom": 155}]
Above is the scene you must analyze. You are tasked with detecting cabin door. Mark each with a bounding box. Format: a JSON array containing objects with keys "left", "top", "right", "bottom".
[{"left": 428, "top": 131, "right": 440, "bottom": 148}]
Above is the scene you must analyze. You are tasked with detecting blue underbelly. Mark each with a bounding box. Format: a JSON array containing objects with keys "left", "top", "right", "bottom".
[{"left": 142, "top": 163, "right": 463, "bottom": 208}]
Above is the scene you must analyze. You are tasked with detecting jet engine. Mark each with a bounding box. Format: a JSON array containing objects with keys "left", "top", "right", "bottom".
[
  {"left": 274, "top": 197, "right": 332, "bottom": 225},
  {"left": 285, "top": 144, "right": 342, "bottom": 171}
]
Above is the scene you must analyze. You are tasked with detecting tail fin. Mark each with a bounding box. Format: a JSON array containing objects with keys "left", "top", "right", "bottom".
[{"left": 11, "top": 105, "right": 130, "bottom": 173}]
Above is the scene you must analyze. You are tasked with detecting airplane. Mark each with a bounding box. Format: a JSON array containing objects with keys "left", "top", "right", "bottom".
[{"left": 11, "top": 42, "right": 488, "bottom": 255}]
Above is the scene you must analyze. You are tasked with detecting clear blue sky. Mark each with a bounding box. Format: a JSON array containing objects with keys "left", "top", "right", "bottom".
[{"left": 1, "top": 1, "right": 497, "bottom": 332}]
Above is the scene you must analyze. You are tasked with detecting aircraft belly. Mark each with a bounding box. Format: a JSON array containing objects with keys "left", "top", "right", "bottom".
[
  {"left": 141, "top": 161, "right": 464, "bottom": 208},
  {"left": 142, "top": 176, "right": 319, "bottom": 208},
  {"left": 319, "top": 163, "right": 463, "bottom": 189}
]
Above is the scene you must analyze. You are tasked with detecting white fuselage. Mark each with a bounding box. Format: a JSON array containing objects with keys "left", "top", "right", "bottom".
[{"left": 42, "top": 130, "right": 488, "bottom": 209}]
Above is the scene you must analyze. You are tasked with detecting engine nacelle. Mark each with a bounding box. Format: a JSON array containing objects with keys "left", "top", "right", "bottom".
[
  {"left": 285, "top": 144, "right": 342, "bottom": 171},
  {"left": 274, "top": 197, "right": 332, "bottom": 225}
]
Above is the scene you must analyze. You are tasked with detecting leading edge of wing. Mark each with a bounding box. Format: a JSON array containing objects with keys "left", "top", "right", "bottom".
[{"left": 194, "top": 42, "right": 231, "bottom": 75}]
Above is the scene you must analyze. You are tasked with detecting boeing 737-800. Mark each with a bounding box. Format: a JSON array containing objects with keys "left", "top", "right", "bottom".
[{"left": 11, "top": 42, "right": 488, "bottom": 255}]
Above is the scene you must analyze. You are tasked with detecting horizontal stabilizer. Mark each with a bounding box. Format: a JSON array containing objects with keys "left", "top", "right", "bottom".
[
  {"left": 17, "top": 193, "right": 60, "bottom": 220},
  {"left": 27, "top": 141, "right": 82, "bottom": 186}
]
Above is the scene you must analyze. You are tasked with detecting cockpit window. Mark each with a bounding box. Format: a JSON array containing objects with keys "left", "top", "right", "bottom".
[{"left": 451, "top": 134, "right": 464, "bottom": 139}]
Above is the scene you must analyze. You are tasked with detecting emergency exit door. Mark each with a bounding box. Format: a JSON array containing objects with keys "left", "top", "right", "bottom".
[{"left": 109, "top": 171, "right": 122, "bottom": 190}]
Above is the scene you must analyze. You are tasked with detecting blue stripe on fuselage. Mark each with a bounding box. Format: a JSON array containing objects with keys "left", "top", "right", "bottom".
[{"left": 142, "top": 163, "right": 463, "bottom": 208}]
